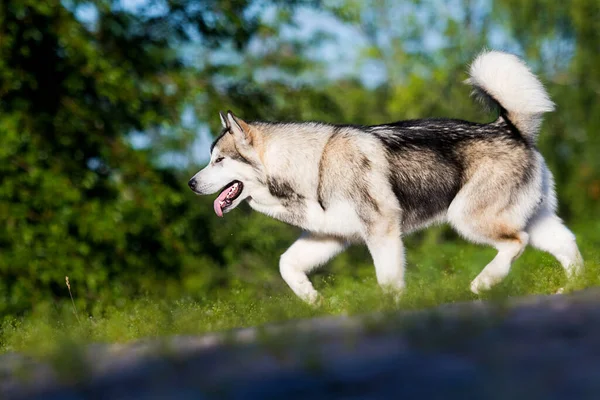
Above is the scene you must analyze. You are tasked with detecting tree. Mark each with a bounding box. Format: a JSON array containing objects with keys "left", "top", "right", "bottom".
[{"left": 0, "top": 0, "right": 312, "bottom": 314}]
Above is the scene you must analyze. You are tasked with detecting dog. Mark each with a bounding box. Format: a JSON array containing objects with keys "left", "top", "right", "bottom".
[{"left": 188, "top": 50, "right": 583, "bottom": 304}]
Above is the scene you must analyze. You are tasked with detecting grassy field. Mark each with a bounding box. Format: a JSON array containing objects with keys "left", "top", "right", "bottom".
[{"left": 1, "top": 220, "right": 598, "bottom": 357}]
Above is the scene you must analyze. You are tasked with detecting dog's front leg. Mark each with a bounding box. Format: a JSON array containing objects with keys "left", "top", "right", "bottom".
[
  {"left": 364, "top": 221, "right": 405, "bottom": 297},
  {"left": 280, "top": 232, "right": 347, "bottom": 305}
]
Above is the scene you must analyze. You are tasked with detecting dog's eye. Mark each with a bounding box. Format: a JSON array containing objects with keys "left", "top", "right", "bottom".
[{"left": 215, "top": 157, "right": 224, "bottom": 163}]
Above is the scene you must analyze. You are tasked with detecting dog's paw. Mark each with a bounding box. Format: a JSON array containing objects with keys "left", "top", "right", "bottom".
[
  {"left": 379, "top": 282, "right": 405, "bottom": 304},
  {"left": 302, "top": 291, "right": 324, "bottom": 307},
  {"left": 386, "top": 288, "right": 404, "bottom": 305},
  {"left": 470, "top": 276, "right": 492, "bottom": 295}
]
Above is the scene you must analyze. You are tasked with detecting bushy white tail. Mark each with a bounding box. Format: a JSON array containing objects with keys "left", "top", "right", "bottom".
[{"left": 466, "top": 50, "right": 555, "bottom": 141}]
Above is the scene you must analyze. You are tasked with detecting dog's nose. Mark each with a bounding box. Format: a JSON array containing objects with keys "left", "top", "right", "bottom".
[{"left": 188, "top": 179, "right": 197, "bottom": 190}]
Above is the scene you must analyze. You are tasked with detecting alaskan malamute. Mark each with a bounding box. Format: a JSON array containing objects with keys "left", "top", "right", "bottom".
[{"left": 189, "top": 51, "right": 583, "bottom": 304}]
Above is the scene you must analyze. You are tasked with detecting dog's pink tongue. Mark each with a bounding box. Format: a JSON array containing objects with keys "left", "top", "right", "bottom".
[{"left": 213, "top": 190, "right": 229, "bottom": 217}]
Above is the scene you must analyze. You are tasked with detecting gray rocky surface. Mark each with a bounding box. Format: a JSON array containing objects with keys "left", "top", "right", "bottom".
[{"left": 3, "top": 289, "right": 600, "bottom": 399}]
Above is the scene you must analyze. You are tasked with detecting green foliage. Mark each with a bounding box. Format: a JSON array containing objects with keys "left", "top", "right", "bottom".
[
  {"left": 0, "top": 0, "right": 186, "bottom": 314},
  {"left": 0, "top": 0, "right": 310, "bottom": 315}
]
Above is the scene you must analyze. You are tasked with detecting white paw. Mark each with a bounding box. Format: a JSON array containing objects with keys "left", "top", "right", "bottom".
[
  {"left": 383, "top": 285, "right": 404, "bottom": 304},
  {"left": 566, "top": 263, "right": 584, "bottom": 279},
  {"left": 301, "top": 291, "right": 323, "bottom": 307},
  {"left": 470, "top": 275, "right": 494, "bottom": 295}
]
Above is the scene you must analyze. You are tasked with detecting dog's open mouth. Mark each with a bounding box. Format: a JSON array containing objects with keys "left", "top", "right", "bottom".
[{"left": 213, "top": 181, "right": 244, "bottom": 217}]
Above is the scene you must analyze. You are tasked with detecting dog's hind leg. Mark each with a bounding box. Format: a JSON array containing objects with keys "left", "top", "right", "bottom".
[
  {"left": 469, "top": 232, "right": 529, "bottom": 294},
  {"left": 527, "top": 207, "right": 583, "bottom": 278},
  {"left": 280, "top": 233, "right": 347, "bottom": 305},
  {"left": 448, "top": 171, "right": 535, "bottom": 294}
]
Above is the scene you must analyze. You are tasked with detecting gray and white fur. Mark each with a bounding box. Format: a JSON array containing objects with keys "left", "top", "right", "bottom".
[{"left": 189, "top": 50, "right": 583, "bottom": 304}]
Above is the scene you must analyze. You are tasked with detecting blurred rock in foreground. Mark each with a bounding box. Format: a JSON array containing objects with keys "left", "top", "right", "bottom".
[{"left": 3, "top": 289, "right": 600, "bottom": 400}]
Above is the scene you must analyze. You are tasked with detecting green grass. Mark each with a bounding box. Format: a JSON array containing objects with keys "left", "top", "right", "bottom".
[{"left": 1, "top": 222, "right": 599, "bottom": 357}]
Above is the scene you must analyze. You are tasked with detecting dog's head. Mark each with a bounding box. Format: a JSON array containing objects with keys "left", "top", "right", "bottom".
[{"left": 188, "top": 111, "right": 264, "bottom": 217}]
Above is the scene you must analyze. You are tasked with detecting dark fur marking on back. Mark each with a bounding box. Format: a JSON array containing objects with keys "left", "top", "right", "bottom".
[
  {"left": 370, "top": 119, "right": 471, "bottom": 228},
  {"left": 387, "top": 168, "right": 460, "bottom": 229},
  {"left": 369, "top": 117, "right": 534, "bottom": 230}
]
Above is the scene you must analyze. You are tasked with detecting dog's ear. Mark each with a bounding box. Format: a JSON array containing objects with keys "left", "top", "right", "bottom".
[
  {"left": 219, "top": 111, "right": 229, "bottom": 129},
  {"left": 226, "top": 111, "right": 253, "bottom": 146}
]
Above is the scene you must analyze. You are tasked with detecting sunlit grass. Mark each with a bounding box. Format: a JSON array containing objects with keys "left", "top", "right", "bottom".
[{"left": 1, "top": 223, "right": 598, "bottom": 357}]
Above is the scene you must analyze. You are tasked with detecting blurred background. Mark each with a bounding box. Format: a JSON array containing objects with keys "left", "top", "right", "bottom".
[{"left": 1, "top": 0, "right": 598, "bottom": 317}]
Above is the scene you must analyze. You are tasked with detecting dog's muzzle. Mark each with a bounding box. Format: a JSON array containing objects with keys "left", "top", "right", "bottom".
[{"left": 188, "top": 178, "right": 197, "bottom": 191}]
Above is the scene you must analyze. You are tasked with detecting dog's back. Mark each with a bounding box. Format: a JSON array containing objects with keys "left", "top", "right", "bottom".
[{"left": 365, "top": 117, "right": 532, "bottom": 232}]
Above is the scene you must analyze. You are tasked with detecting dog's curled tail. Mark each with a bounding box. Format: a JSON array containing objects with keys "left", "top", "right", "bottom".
[{"left": 466, "top": 50, "right": 555, "bottom": 142}]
